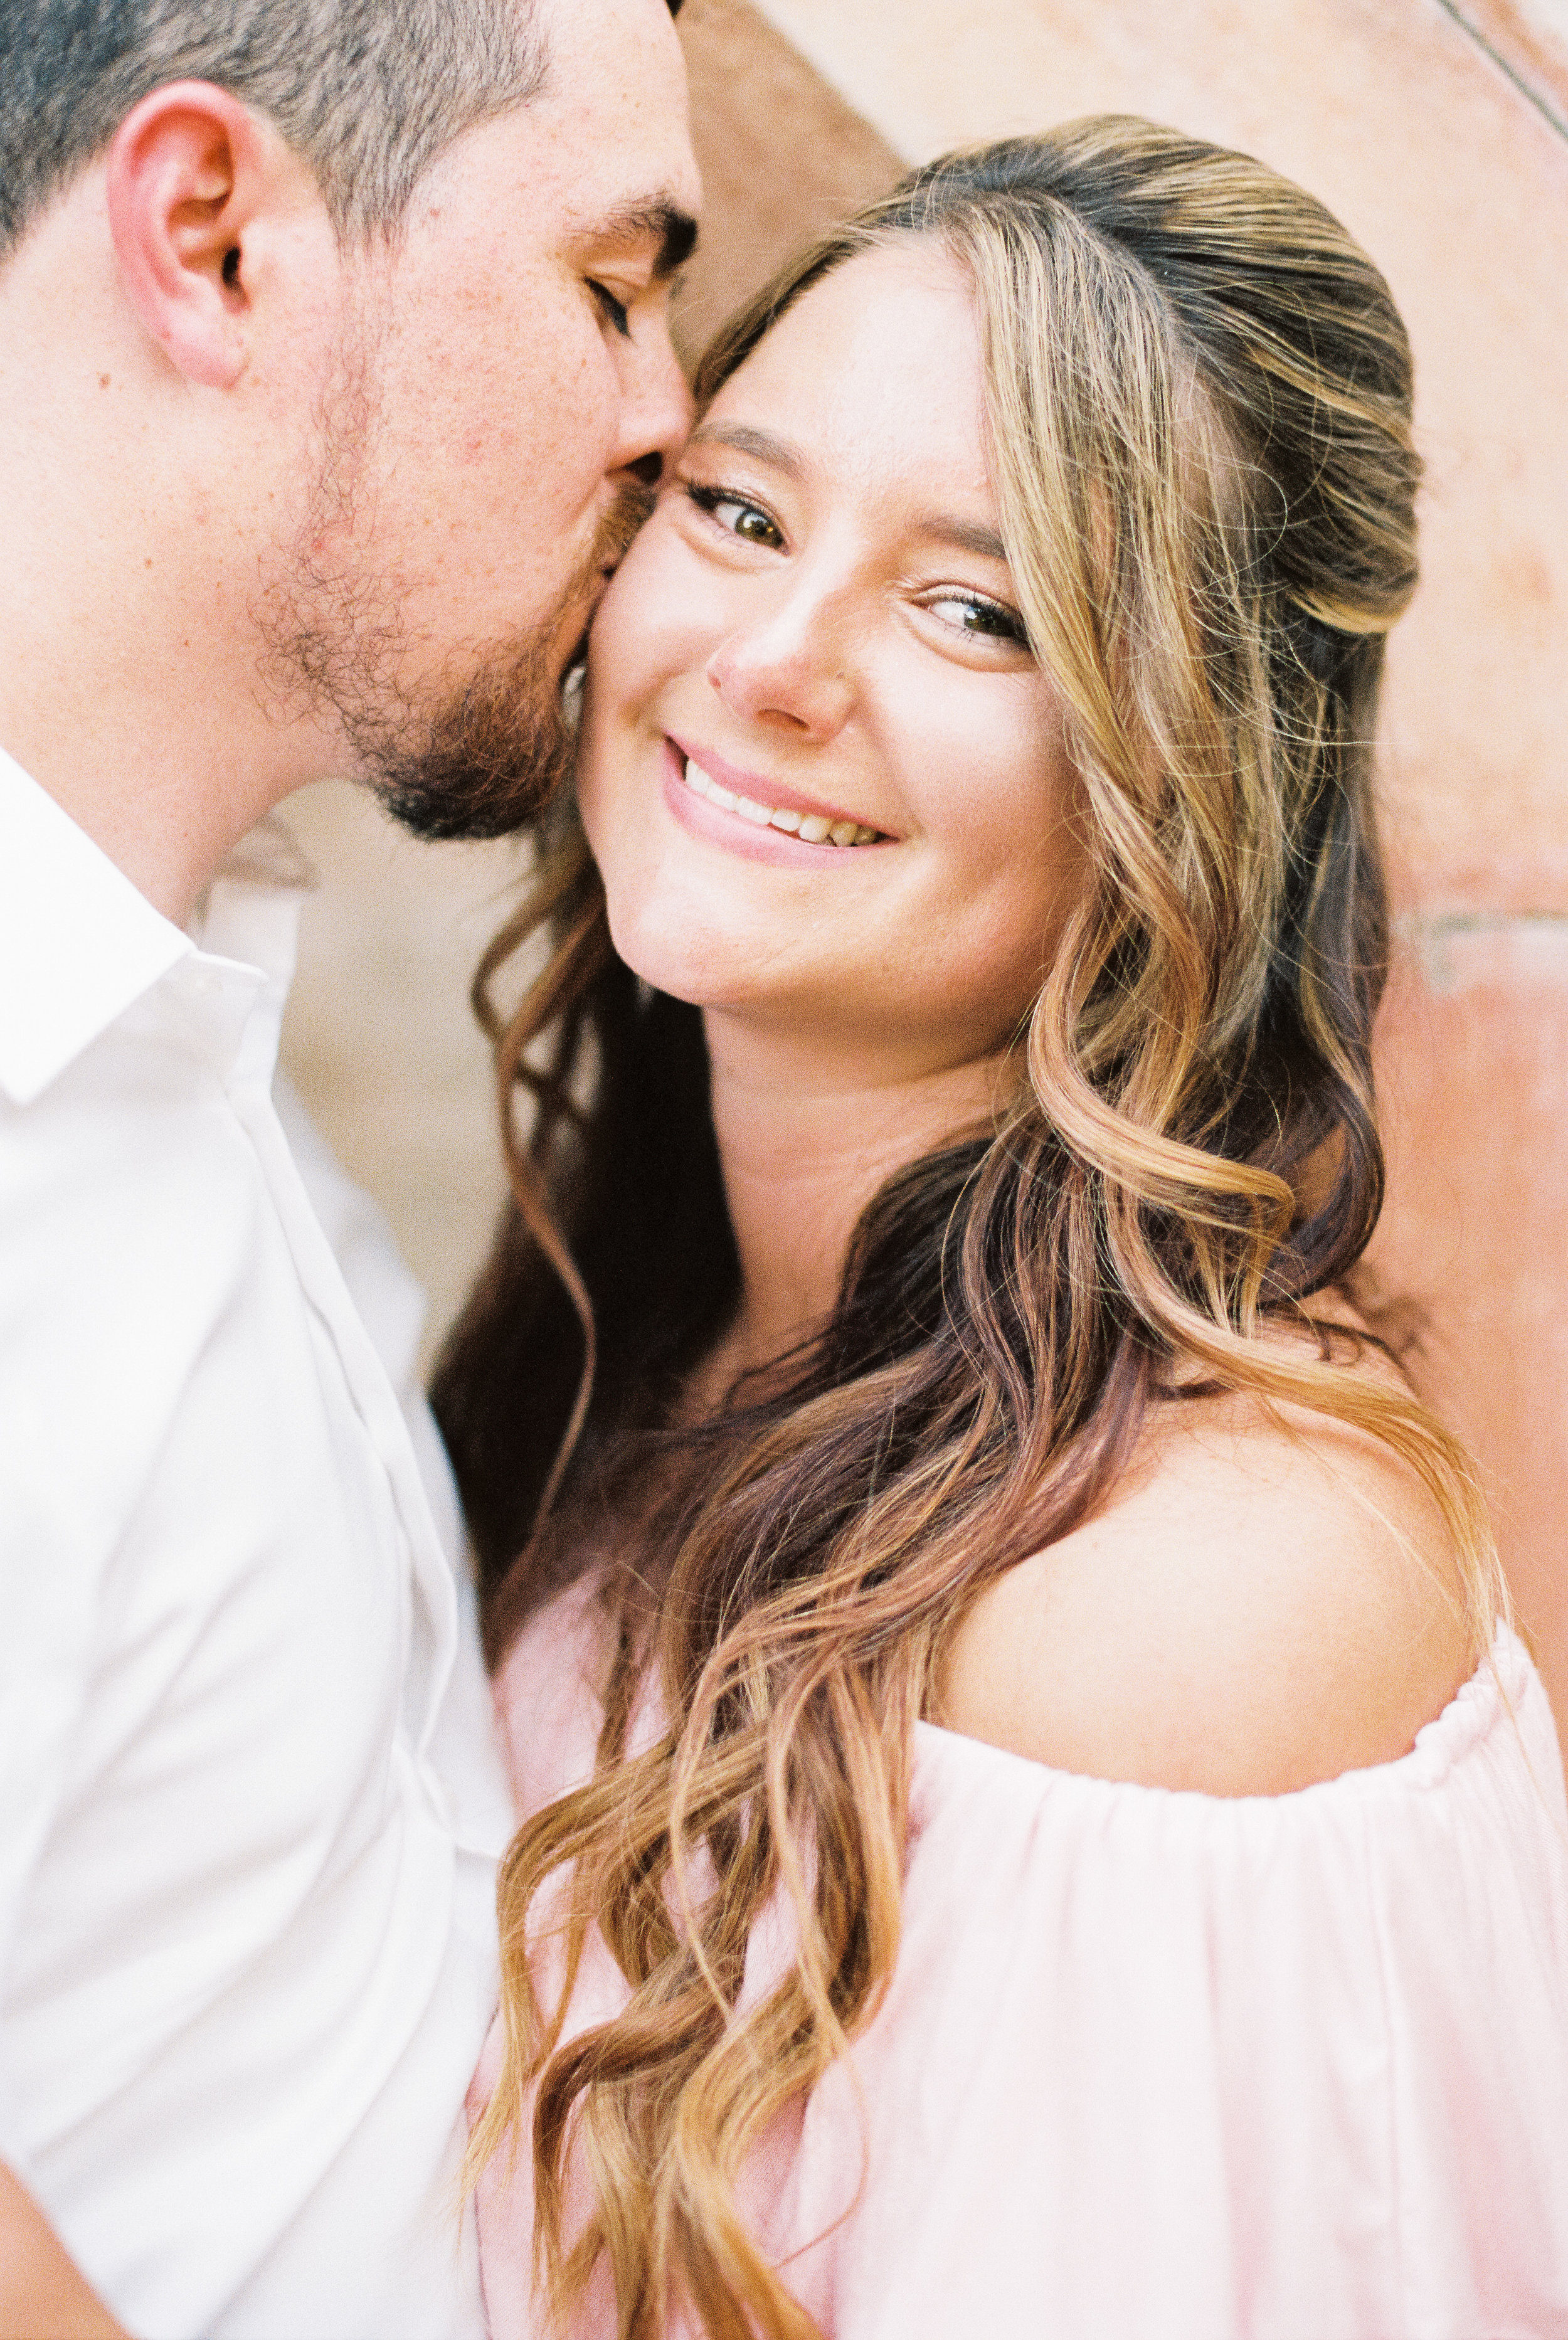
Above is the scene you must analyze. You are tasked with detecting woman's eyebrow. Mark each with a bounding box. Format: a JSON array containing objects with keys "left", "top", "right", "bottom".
[
  {"left": 686, "top": 421, "right": 805, "bottom": 479},
  {"left": 682, "top": 433, "right": 1010, "bottom": 564},
  {"left": 914, "top": 516, "right": 1010, "bottom": 562}
]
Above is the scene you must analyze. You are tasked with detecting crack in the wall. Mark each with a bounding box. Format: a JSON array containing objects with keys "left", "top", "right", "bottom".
[{"left": 1431, "top": 0, "right": 1568, "bottom": 140}]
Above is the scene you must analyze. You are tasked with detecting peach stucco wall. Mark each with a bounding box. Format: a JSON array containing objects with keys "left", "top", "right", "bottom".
[{"left": 280, "top": 0, "right": 1567, "bottom": 1735}]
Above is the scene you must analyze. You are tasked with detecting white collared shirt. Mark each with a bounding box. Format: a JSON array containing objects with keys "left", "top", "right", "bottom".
[{"left": 0, "top": 748, "right": 512, "bottom": 2340}]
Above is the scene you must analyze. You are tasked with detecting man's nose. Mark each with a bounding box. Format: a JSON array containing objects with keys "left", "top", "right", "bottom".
[{"left": 611, "top": 320, "right": 693, "bottom": 490}]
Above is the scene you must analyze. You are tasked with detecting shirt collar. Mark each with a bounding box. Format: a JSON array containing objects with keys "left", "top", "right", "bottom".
[
  {"left": 0, "top": 746, "right": 193, "bottom": 1107},
  {"left": 0, "top": 746, "right": 312, "bottom": 1108}
]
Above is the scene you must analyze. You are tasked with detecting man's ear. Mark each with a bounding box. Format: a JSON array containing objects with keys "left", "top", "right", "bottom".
[{"left": 106, "top": 81, "right": 311, "bottom": 390}]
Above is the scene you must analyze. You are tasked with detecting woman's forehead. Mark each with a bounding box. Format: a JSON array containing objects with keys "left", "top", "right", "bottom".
[{"left": 704, "top": 245, "right": 995, "bottom": 510}]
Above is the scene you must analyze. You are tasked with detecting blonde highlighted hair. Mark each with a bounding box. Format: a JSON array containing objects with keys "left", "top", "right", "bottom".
[{"left": 435, "top": 116, "right": 1504, "bottom": 2340}]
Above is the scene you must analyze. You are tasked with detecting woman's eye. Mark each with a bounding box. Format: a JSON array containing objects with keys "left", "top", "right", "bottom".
[
  {"left": 686, "top": 485, "right": 783, "bottom": 549},
  {"left": 926, "top": 593, "right": 1028, "bottom": 645},
  {"left": 589, "top": 281, "right": 632, "bottom": 339}
]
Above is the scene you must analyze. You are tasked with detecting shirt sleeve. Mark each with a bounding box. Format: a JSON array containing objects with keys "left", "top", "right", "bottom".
[
  {"left": 0, "top": 1076, "right": 262, "bottom": 2169},
  {"left": 268, "top": 1072, "right": 513, "bottom": 1861},
  {"left": 0, "top": 1385, "right": 99, "bottom": 2168},
  {"left": 270, "top": 1072, "right": 465, "bottom": 1570}
]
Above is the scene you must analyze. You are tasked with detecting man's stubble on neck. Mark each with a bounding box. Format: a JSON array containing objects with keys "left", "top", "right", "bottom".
[{"left": 253, "top": 310, "right": 655, "bottom": 842}]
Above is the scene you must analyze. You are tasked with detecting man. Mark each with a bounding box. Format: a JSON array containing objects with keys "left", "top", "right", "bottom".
[{"left": 0, "top": 1, "right": 699, "bottom": 2332}]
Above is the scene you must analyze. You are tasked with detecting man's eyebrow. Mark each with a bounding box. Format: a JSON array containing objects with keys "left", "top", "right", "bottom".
[
  {"left": 587, "top": 196, "right": 699, "bottom": 280},
  {"left": 686, "top": 421, "right": 805, "bottom": 477}
]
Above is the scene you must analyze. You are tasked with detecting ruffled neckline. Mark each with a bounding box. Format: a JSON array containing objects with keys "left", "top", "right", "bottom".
[{"left": 911, "top": 1625, "right": 1534, "bottom": 1812}]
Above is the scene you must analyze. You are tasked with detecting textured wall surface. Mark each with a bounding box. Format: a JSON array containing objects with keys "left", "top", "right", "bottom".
[
  {"left": 667, "top": 0, "right": 903, "bottom": 361},
  {"left": 280, "top": 0, "right": 1567, "bottom": 1734}
]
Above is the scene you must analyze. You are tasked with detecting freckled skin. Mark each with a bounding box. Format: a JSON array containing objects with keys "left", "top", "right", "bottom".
[
  {"left": 277, "top": 0, "right": 700, "bottom": 712},
  {"left": 0, "top": 0, "right": 701, "bottom": 921}
]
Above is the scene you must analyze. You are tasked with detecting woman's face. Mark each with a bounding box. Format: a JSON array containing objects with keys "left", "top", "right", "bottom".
[{"left": 576, "top": 240, "right": 1085, "bottom": 1084}]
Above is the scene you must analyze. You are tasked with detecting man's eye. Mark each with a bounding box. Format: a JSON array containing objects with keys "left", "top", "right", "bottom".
[
  {"left": 589, "top": 281, "right": 631, "bottom": 338},
  {"left": 927, "top": 592, "right": 1028, "bottom": 644},
  {"left": 686, "top": 484, "right": 783, "bottom": 549}
]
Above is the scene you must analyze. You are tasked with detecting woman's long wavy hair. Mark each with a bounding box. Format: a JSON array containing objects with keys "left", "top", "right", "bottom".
[{"left": 433, "top": 117, "right": 1505, "bottom": 2340}]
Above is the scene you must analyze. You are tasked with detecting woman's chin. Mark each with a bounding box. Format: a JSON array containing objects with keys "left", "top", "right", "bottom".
[
  {"left": 597, "top": 906, "right": 827, "bottom": 1037},
  {"left": 599, "top": 899, "right": 753, "bottom": 1014}
]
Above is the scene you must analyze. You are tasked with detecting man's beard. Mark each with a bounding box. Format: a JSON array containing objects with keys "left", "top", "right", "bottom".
[
  {"left": 368, "top": 618, "right": 580, "bottom": 841},
  {"left": 258, "top": 334, "right": 654, "bottom": 840},
  {"left": 363, "top": 480, "right": 652, "bottom": 842}
]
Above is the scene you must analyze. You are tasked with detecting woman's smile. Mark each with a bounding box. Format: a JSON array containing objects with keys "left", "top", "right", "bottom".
[{"left": 664, "top": 736, "right": 890, "bottom": 863}]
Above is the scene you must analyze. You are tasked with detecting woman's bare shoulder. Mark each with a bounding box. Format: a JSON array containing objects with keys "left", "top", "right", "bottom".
[{"left": 937, "top": 1334, "right": 1476, "bottom": 1796}]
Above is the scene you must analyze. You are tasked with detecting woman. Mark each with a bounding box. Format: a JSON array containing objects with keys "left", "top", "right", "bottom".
[{"left": 435, "top": 119, "right": 1568, "bottom": 2337}]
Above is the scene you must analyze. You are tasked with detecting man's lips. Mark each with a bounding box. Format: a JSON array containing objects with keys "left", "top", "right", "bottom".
[{"left": 669, "top": 736, "right": 887, "bottom": 839}]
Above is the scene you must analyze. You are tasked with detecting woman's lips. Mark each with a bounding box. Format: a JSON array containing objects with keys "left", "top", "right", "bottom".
[
  {"left": 659, "top": 739, "right": 893, "bottom": 868},
  {"left": 669, "top": 737, "right": 886, "bottom": 848}
]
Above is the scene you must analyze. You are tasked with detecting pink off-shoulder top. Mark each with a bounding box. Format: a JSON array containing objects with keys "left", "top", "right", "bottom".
[{"left": 474, "top": 1579, "right": 1568, "bottom": 2338}]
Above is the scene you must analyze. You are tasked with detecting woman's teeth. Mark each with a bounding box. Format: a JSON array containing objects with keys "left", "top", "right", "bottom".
[{"left": 682, "top": 757, "right": 879, "bottom": 847}]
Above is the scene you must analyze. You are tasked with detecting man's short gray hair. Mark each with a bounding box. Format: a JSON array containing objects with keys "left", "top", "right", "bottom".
[{"left": 0, "top": 0, "right": 554, "bottom": 260}]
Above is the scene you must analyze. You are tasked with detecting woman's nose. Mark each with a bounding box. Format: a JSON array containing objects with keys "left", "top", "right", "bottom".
[{"left": 704, "top": 582, "right": 856, "bottom": 738}]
